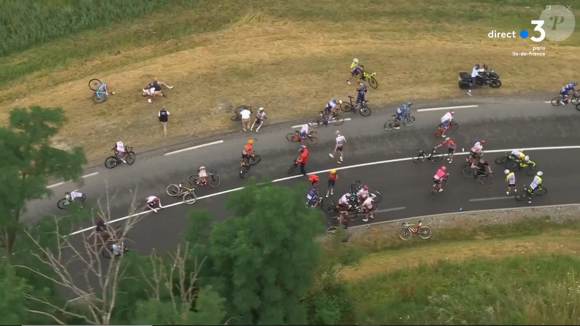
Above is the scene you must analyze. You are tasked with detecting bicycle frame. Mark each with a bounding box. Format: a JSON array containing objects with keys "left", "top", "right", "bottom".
[{"left": 95, "top": 83, "right": 108, "bottom": 99}]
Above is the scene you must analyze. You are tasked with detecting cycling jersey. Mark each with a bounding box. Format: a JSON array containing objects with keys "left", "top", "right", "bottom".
[
  {"left": 306, "top": 187, "right": 318, "bottom": 202},
  {"left": 336, "top": 135, "right": 346, "bottom": 146},
  {"left": 300, "top": 124, "right": 309, "bottom": 137},
  {"left": 511, "top": 150, "right": 524, "bottom": 159},
  {"left": 433, "top": 169, "right": 446, "bottom": 180},
  {"left": 471, "top": 142, "right": 483, "bottom": 153},
  {"left": 325, "top": 101, "right": 337, "bottom": 111},
  {"left": 70, "top": 191, "right": 83, "bottom": 200},
  {"left": 442, "top": 139, "right": 456, "bottom": 149},
  {"left": 441, "top": 112, "right": 453, "bottom": 123},
  {"left": 357, "top": 189, "right": 369, "bottom": 198},
  {"left": 255, "top": 112, "right": 266, "bottom": 121},
  {"left": 357, "top": 84, "right": 367, "bottom": 96},
  {"left": 362, "top": 197, "right": 374, "bottom": 209},
  {"left": 506, "top": 172, "right": 515, "bottom": 184},
  {"left": 242, "top": 144, "right": 253, "bottom": 155},
  {"left": 198, "top": 169, "right": 207, "bottom": 178},
  {"left": 338, "top": 195, "right": 349, "bottom": 206},
  {"left": 530, "top": 176, "right": 542, "bottom": 189},
  {"left": 396, "top": 104, "right": 409, "bottom": 115},
  {"left": 146, "top": 196, "right": 158, "bottom": 204},
  {"left": 115, "top": 141, "right": 125, "bottom": 153}
]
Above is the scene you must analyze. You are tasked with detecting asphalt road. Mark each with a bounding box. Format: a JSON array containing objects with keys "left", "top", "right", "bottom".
[{"left": 22, "top": 98, "right": 580, "bottom": 256}]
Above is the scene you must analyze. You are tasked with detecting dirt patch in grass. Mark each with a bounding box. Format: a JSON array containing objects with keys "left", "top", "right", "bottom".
[{"left": 1, "top": 2, "right": 577, "bottom": 161}]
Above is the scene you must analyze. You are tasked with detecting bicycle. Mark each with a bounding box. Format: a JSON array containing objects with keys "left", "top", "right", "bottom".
[
  {"left": 398, "top": 221, "right": 432, "bottom": 241},
  {"left": 165, "top": 182, "right": 198, "bottom": 205},
  {"left": 358, "top": 65, "right": 378, "bottom": 89},
  {"left": 316, "top": 111, "right": 344, "bottom": 126},
  {"left": 515, "top": 183, "right": 548, "bottom": 201},
  {"left": 57, "top": 192, "right": 86, "bottom": 209},
  {"left": 230, "top": 105, "right": 253, "bottom": 121},
  {"left": 384, "top": 112, "right": 416, "bottom": 130},
  {"left": 326, "top": 216, "right": 350, "bottom": 239},
  {"left": 505, "top": 159, "right": 537, "bottom": 176},
  {"left": 307, "top": 196, "right": 324, "bottom": 209},
  {"left": 412, "top": 149, "right": 444, "bottom": 164},
  {"left": 323, "top": 200, "right": 378, "bottom": 222},
  {"left": 349, "top": 180, "right": 383, "bottom": 203},
  {"left": 431, "top": 120, "right": 459, "bottom": 139},
  {"left": 286, "top": 130, "right": 318, "bottom": 145},
  {"left": 104, "top": 146, "right": 136, "bottom": 169},
  {"left": 239, "top": 154, "right": 262, "bottom": 178},
  {"left": 461, "top": 165, "right": 493, "bottom": 185},
  {"left": 494, "top": 152, "right": 515, "bottom": 165},
  {"left": 188, "top": 169, "right": 221, "bottom": 188},
  {"left": 428, "top": 174, "right": 449, "bottom": 199},
  {"left": 89, "top": 79, "right": 110, "bottom": 104},
  {"left": 340, "top": 96, "right": 372, "bottom": 117},
  {"left": 551, "top": 92, "right": 580, "bottom": 106}
]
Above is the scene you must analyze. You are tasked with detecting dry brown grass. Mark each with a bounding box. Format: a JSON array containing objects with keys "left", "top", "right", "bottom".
[{"left": 1, "top": 13, "right": 577, "bottom": 161}]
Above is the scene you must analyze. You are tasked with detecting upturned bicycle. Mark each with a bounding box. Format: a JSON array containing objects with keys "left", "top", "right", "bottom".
[
  {"left": 431, "top": 120, "right": 459, "bottom": 139},
  {"left": 340, "top": 95, "right": 372, "bottom": 117},
  {"left": 358, "top": 65, "right": 378, "bottom": 89},
  {"left": 165, "top": 182, "right": 198, "bottom": 205},
  {"left": 89, "top": 78, "right": 111, "bottom": 104},
  {"left": 286, "top": 130, "right": 317, "bottom": 145},
  {"left": 239, "top": 154, "right": 262, "bottom": 178},
  {"left": 412, "top": 149, "right": 444, "bottom": 164},
  {"left": 384, "top": 112, "right": 416, "bottom": 130},
  {"left": 398, "top": 221, "right": 432, "bottom": 240},
  {"left": 428, "top": 174, "right": 449, "bottom": 199},
  {"left": 188, "top": 169, "right": 221, "bottom": 188},
  {"left": 104, "top": 146, "right": 136, "bottom": 169}
]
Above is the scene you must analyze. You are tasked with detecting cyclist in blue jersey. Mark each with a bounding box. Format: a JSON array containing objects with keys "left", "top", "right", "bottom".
[
  {"left": 394, "top": 102, "right": 413, "bottom": 129},
  {"left": 353, "top": 81, "right": 367, "bottom": 106},
  {"left": 305, "top": 186, "right": 320, "bottom": 207},
  {"left": 560, "top": 81, "right": 578, "bottom": 104}
]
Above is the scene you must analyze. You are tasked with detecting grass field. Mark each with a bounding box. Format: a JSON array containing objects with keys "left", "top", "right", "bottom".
[
  {"left": 1, "top": 0, "right": 577, "bottom": 161},
  {"left": 338, "top": 219, "right": 580, "bottom": 324}
]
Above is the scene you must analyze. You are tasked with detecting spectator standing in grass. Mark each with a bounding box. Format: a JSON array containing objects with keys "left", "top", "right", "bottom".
[
  {"left": 158, "top": 108, "right": 170, "bottom": 137},
  {"left": 250, "top": 107, "right": 266, "bottom": 133},
  {"left": 467, "top": 63, "right": 482, "bottom": 97},
  {"left": 240, "top": 107, "right": 252, "bottom": 131},
  {"left": 325, "top": 169, "right": 338, "bottom": 197}
]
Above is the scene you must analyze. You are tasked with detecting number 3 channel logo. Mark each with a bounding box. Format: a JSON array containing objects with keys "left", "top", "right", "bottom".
[
  {"left": 530, "top": 20, "right": 546, "bottom": 42},
  {"left": 530, "top": 5, "right": 576, "bottom": 43}
]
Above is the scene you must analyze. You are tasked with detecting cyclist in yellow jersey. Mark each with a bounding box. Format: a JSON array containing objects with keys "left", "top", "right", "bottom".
[
  {"left": 504, "top": 169, "right": 516, "bottom": 196},
  {"left": 347, "top": 58, "right": 362, "bottom": 84},
  {"left": 510, "top": 149, "right": 525, "bottom": 161}
]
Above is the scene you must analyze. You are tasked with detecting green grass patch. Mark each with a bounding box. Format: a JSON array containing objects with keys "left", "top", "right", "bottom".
[{"left": 350, "top": 254, "right": 580, "bottom": 325}]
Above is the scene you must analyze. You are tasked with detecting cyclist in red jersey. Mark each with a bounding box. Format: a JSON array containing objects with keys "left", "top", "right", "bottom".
[{"left": 434, "top": 137, "right": 457, "bottom": 163}]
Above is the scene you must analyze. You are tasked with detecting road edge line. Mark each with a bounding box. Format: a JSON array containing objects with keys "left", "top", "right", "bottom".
[
  {"left": 164, "top": 140, "right": 224, "bottom": 156},
  {"left": 417, "top": 105, "right": 479, "bottom": 112}
]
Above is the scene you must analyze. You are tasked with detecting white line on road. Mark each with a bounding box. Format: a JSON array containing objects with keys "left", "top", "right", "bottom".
[
  {"left": 544, "top": 101, "right": 551, "bottom": 104},
  {"left": 46, "top": 172, "right": 99, "bottom": 189},
  {"left": 68, "top": 144, "right": 580, "bottom": 236},
  {"left": 82, "top": 172, "right": 99, "bottom": 178},
  {"left": 417, "top": 105, "right": 478, "bottom": 112},
  {"left": 291, "top": 118, "right": 352, "bottom": 129},
  {"left": 164, "top": 140, "right": 224, "bottom": 156},
  {"left": 469, "top": 197, "right": 513, "bottom": 202},
  {"left": 375, "top": 207, "right": 406, "bottom": 213}
]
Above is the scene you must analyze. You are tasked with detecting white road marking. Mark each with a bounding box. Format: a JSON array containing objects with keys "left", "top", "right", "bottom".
[
  {"left": 46, "top": 182, "right": 66, "bottom": 189},
  {"left": 82, "top": 172, "right": 99, "bottom": 178},
  {"left": 67, "top": 145, "right": 580, "bottom": 236},
  {"left": 291, "top": 118, "right": 352, "bottom": 129},
  {"left": 374, "top": 207, "right": 406, "bottom": 213},
  {"left": 164, "top": 140, "right": 224, "bottom": 156},
  {"left": 544, "top": 101, "right": 551, "bottom": 103},
  {"left": 469, "top": 197, "right": 513, "bottom": 202},
  {"left": 417, "top": 105, "right": 478, "bottom": 112}
]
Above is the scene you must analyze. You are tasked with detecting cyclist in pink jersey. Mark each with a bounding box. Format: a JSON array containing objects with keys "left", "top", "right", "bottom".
[{"left": 433, "top": 166, "right": 449, "bottom": 192}]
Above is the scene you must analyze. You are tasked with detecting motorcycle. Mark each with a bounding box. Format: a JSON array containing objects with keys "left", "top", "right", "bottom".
[{"left": 458, "top": 64, "right": 501, "bottom": 89}]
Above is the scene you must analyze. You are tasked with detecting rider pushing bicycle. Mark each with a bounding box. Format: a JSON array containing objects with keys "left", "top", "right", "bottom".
[
  {"left": 322, "top": 99, "right": 341, "bottom": 126},
  {"left": 353, "top": 81, "right": 367, "bottom": 107},
  {"left": 394, "top": 102, "right": 413, "bottom": 129}
]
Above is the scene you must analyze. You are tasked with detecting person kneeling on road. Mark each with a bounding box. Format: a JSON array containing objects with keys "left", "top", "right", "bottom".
[
  {"left": 146, "top": 196, "right": 163, "bottom": 213},
  {"left": 305, "top": 186, "right": 320, "bottom": 208}
]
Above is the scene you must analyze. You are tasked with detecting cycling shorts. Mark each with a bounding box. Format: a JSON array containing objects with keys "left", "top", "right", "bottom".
[
  {"left": 441, "top": 120, "right": 449, "bottom": 129},
  {"left": 356, "top": 93, "right": 365, "bottom": 103},
  {"left": 433, "top": 177, "right": 442, "bottom": 184},
  {"left": 447, "top": 146, "right": 455, "bottom": 153},
  {"left": 470, "top": 151, "right": 479, "bottom": 159}
]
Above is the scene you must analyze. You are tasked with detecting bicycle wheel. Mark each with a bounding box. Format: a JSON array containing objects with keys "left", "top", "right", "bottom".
[
  {"left": 479, "top": 174, "right": 493, "bottom": 186},
  {"left": 250, "top": 155, "right": 261, "bottom": 165},
  {"left": 384, "top": 120, "right": 395, "bottom": 130},
  {"left": 398, "top": 227, "right": 412, "bottom": 241},
  {"left": 359, "top": 106, "right": 372, "bottom": 117},
  {"left": 305, "top": 137, "right": 318, "bottom": 145},
  {"left": 92, "top": 92, "right": 107, "bottom": 104},
  {"left": 57, "top": 198, "right": 70, "bottom": 209},
  {"left": 369, "top": 76, "right": 378, "bottom": 89},
  {"left": 286, "top": 133, "right": 299, "bottom": 142},
  {"left": 495, "top": 156, "right": 508, "bottom": 165},
  {"left": 126, "top": 151, "right": 136, "bottom": 165},
  {"left": 431, "top": 152, "right": 444, "bottom": 163},
  {"left": 506, "top": 161, "right": 519, "bottom": 172},
  {"left": 525, "top": 165, "right": 536, "bottom": 176},
  {"left": 551, "top": 97, "right": 562, "bottom": 106},
  {"left": 340, "top": 103, "right": 353, "bottom": 113},
  {"left": 462, "top": 165, "right": 474, "bottom": 177},
  {"left": 331, "top": 114, "right": 344, "bottom": 126},
  {"left": 208, "top": 174, "right": 221, "bottom": 188},
  {"left": 328, "top": 216, "right": 340, "bottom": 226},
  {"left": 165, "top": 184, "right": 180, "bottom": 197},
  {"left": 449, "top": 122, "right": 459, "bottom": 133},
  {"left": 230, "top": 114, "right": 241, "bottom": 121},
  {"left": 418, "top": 226, "right": 432, "bottom": 239},
  {"left": 404, "top": 116, "right": 416, "bottom": 127},
  {"left": 104, "top": 156, "right": 118, "bottom": 169},
  {"left": 428, "top": 186, "right": 438, "bottom": 199},
  {"left": 369, "top": 190, "right": 382, "bottom": 203},
  {"left": 536, "top": 187, "right": 548, "bottom": 195},
  {"left": 89, "top": 79, "right": 102, "bottom": 91},
  {"left": 576, "top": 103, "right": 580, "bottom": 111},
  {"left": 239, "top": 164, "right": 250, "bottom": 178},
  {"left": 183, "top": 192, "right": 197, "bottom": 205},
  {"left": 287, "top": 163, "right": 298, "bottom": 175},
  {"left": 326, "top": 226, "right": 338, "bottom": 238},
  {"left": 188, "top": 174, "right": 198, "bottom": 186},
  {"left": 412, "top": 154, "right": 426, "bottom": 164}
]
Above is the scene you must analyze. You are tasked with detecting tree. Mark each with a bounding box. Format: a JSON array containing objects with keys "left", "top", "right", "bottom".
[
  {"left": 182, "top": 180, "right": 326, "bottom": 325},
  {"left": 0, "top": 106, "right": 87, "bottom": 259},
  {"left": 0, "top": 264, "right": 34, "bottom": 324}
]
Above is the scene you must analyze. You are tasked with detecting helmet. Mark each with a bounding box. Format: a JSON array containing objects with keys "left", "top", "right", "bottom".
[
  {"left": 363, "top": 185, "right": 369, "bottom": 190},
  {"left": 480, "top": 139, "right": 486, "bottom": 143},
  {"left": 524, "top": 155, "right": 529, "bottom": 161},
  {"left": 353, "top": 58, "right": 359, "bottom": 63},
  {"left": 248, "top": 139, "right": 254, "bottom": 144},
  {"left": 330, "top": 169, "right": 336, "bottom": 174},
  {"left": 258, "top": 107, "right": 264, "bottom": 111},
  {"left": 200, "top": 166, "right": 206, "bottom": 170},
  {"left": 331, "top": 98, "right": 337, "bottom": 104},
  {"left": 441, "top": 166, "right": 446, "bottom": 171},
  {"left": 406, "top": 101, "right": 413, "bottom": 106},
  {"left": 537, "top": 171, "right": 543, "bottom": 176},
  {"left": 504, "top": 169, "right": 510, "bottom": 174},
  {"left": 335, "top": 130, "right": 340, "bottom": 135},
  {"left": 445, "top": 137, "right": 450, "bottom": 141},
  {"left": 449, "top": 110, "right": 454, "bottom": 114}
]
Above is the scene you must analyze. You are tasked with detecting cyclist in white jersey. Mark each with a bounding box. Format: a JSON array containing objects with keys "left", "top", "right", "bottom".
[
  {"left": 504, "top": 169, "right": 516, "bottom": 196},
  {"left": 146, "top": 196, "right": 163, "bottom": 213},
  {"left": 469, "top": 139, "right": 485, "bottom": 166},
  {"left": 356, "top": 185, "right": 369, "bottom": 205},
  {"left": 299, "top": 122, "right": 311, "bottom": 141},
  {"left": 361, "top": 197, "right": 374, "bottom": 222},
  {"left": 526, "top": 171, "right": 543, "bottom": 204},
  {"left": 69, "top": 189, "right": 85, "bottom": 201},
  {"left": 439, "top": 110, "right": 454, "bottom": 137},
  {"left": 112, "top": 141, "right": 128, "bottom": 163},
  {"left": 329, "top": 130, "right": 347, "bottom": 163}
]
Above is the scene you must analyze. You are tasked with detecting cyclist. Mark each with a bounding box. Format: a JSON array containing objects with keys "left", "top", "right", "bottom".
[
  {"left": 510, "top": 149, "right": 525, "bottom": 161},
  {"left": 111, "top": 243, "right": 127, "bottom": 257},
  {"left": 526, "top": 171, "right": 543, "bottom": 204},
  {"left": 198, "top": 166, "right": 208, "bottom": 186},
  {"left": 353, "top": 81, "right": 367, "bottom": 107},
  {"left": 337, "top": 192, "right": 351, "bottom": 221},
  {"left": 305, "top": 186, "right": 320, "bottom": 207},
  {"left": 560, "top": 81, "right": 578, "bottom": 104},
  {"left": 518, "top": 155, "right": 535, "bottom": 169},
  {"left": 469, "top": 139, "right": 486, "bottom": 166},
  {"left": 326, "top": 169, "right": 338, "bottom": 197},
  {"left": 309, "top": 174, "right": 320, "bottom": 187},
  {"left": 356, "top": 185, "right": 369, "bottom": 206},
  {"left": 146, "top": 196, "right": 163, "bottom": 213},
  {"left": 323, "top": 99, "right": 341, "bottom": 125},
  {"left": 439, "top": 110, "right": 454, "bottom": 138},
  {"left": 434, "top": 137, "right": 457, "bottom": 163},
  {"left": 299, "top": 121, "right": 312, "bottom": 142},
  {"left": 242, "top": 139, "right": 254, "bottom": 164},
  {"left": 433, "top": 166, "right": 448, "bottom": 192},
  {"left": 112, "top": 141, "right": 128, "bottom": 163},
  {"left": 329, "top": 130, "right": 347, "bottom": 163},
  {"left": 473, "top": 158, "right": 493, "bottom": 182},
  {"left": 394, "top": 102, "right": 413, "bottom": 129},
  {"left": 250, "top": 107, "right": 266, "bottom": 133},
  {"left": 505, "top": 169, "right": 517, "bottom": 196},
  {"left": 69, "top": 189, "right": 85, "bottom": 202},
  {"left": 361, "top": 197, "right": 375, "bottom": 222},
  {"left": 347, "top": 58, "right": 362, "bottom": 84}
]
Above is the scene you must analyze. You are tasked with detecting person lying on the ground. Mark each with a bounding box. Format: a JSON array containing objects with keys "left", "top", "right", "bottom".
[{"left": 142, "top": 78, "right": 173, "bottom": 103}]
